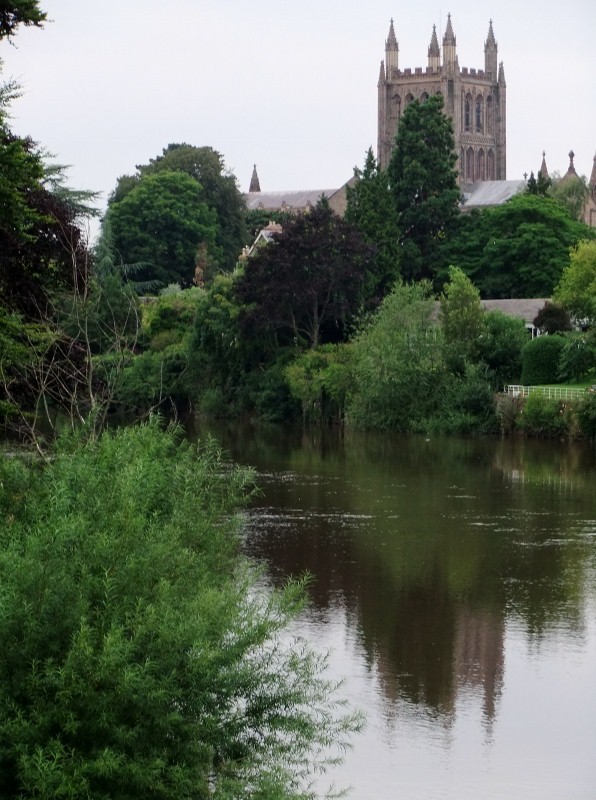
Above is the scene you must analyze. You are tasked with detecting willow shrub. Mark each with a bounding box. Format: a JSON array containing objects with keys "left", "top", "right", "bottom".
[
  {"left": 0, "top": 420, "right": 360, "bottom": 799},
  {"left": 347, "top": 282, "right": 447, "bottom": 431}
]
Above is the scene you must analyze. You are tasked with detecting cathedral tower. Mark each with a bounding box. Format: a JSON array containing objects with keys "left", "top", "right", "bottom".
[{"left": 377, "top": 15, "right": 506, "bottom": 188}]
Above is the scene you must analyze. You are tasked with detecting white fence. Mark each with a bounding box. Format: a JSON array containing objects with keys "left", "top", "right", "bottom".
[{"left": 504, "top": 385, "right": 588, "bottom": 400}]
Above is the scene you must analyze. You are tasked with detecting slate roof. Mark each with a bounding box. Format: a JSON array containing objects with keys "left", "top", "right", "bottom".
[
  {"left": 461, "top": 179, "right": 527, "bottom": 210},
  {"left": 244, "top": 188, "right": 340, "bottom": 211},
  {"left": 480, "top": 298, "right": 548, "bottom": 324}
]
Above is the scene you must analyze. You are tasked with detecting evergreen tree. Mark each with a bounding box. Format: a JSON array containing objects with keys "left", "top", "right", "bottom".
[
  {"left": 345, "top": 147, "right": 400, "bottom": 301},
  {"left": 387, "top": 95, "right": 460, "bottom": 283}
]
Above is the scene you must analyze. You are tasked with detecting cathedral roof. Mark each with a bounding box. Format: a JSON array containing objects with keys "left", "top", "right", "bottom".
[
  {"left": 461, "top": 180, "right": 526, "bottom": 210},
  {"left": 244, "top": 188, "right": 341, "bottom": 212},
  {"left": 559, "top": 150, "right": 579, "bottom": 184}
]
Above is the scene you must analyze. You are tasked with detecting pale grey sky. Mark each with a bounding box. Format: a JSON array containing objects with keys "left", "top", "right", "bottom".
[{"left": 2, "top": 0, "right": 595, "bottom": 241}]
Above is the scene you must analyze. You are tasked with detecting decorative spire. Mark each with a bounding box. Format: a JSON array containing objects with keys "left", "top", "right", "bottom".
[
  {"left": 442, "top": 13, "right": 457, "bottom": 66},
  {"left": 378, "top": 59, "right": 385, "bottom": 84},
  {"left": 590, "top": 153, "right": 596, "bottom": 192},
  {"left": 485, "top": 19, "right": 497, "bottom": 49},
  {"left": 386, "top": 18, "right": 398, "bottom": 50},
  {"left": 566, "top": 150, "right": 578, "bottom": 177},
  {"left": 428, "top": 24, "right": 440, "bottom": 70},
  {"left": 484, "top": 19, "right": 498, "bottom": 76},
  {"left": 385, "top": 18, "right": 399, "bottom": 74},
  {"left": 443, "top": 13, "right": 456, "bottom": 45},
  {"left": 498, "top": 61, "right": 506, "bottom": 85},
  {"left": 539, "top": 150, "right": 549, "bottom": 179},
  {"left": 249, "top": 164, "right": 260, "bottom": 193}
]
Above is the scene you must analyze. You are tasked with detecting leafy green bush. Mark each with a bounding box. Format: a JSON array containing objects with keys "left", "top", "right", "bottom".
[
  {"left": 519, "top": 392, "right": 569, "bottom": 437},
  {"left": 576, "top": 393, "right": 596, "bottom": 438},
  {"left": 557, "top": 333, "right": 596, "bottom": 382},
  {"left": 432, "top": 363, "right": 498, "bottom": 434},
  {"left": 0, "top": 421, "right": 360, "bottom": 798},
  {"left": 520, "top": 335, "right": 566, "bottom": 385},
  {"left": 285, "top": 344, "right": 352, "bottom": 423}
]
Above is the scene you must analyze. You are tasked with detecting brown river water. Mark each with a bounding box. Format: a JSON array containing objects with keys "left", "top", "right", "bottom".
[{"left": 191, "top": 420, "right": 596, "bottom": 800}]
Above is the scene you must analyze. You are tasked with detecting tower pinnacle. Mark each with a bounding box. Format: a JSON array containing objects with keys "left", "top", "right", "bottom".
[
  {"left": 249, "top": 164, "right": 261, "bottom": 193},
  {"left": 442, "top": 13, "right": 457, "bottom": 66},
  {"left": 428, "top": 24, "right": 440, "bottom": 70}
]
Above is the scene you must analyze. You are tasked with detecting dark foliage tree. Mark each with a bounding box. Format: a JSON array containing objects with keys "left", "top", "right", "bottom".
[
  {"left": 111, "top": 144, "right": 247, "bottom": 272},
  {"left": 0, "top": 0, "right": 45, "bottom": 39},
  {"left": 387, "top": 94, "right": 460, "bottom": 283},
  {"left": 234, "top": 201, "right": 375, "bottom": 349},
  {"left": 533, "top": 301, "right": 572, "bottom": 335},
  {"left": 345, "top": 147, "right": 401, "bottom": 301},
  {"left": 444, "top": 194, "right": 594, "bottom": 298},
  {"left": 108, "top": 171, "right": 218, "bottom": 289},
  {"left": 526, "top": 170, "right": 551, "bottom": 196}
]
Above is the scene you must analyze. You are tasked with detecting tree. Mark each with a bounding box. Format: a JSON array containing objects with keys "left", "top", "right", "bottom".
[
  {"left": 347, "top": 281, "right": 447, "bottom": 430},
  {"left": 113, "top": 144, "right": 248, "bottom": 272},
  {"left": 439, "top": 265, "right": 484, "bottom": 365},
  {"left": 387, "top": 94, "right": 460, "bottom": 283},
  {"left": 554, "top": 239, "right": 596, "bottom": 325},
  {"left": 549, "top": 174, "right": 590, "bottom": 222},
  {"left": 476, "top": 310, "right": 527, "bottom": 389},
  {"left": 0, "top": 420, "right": 360, "bottom": 799},
  {"left": 235, "top": 201, "right": 375, "bottom": 349},
  {"left": 345, "top": 147, "right": 400, "bottom": 301},
  {"left": 526, "top": 170, "right": 551, "bottom": 196},
  {"left": 0, "top": 0, "right": 45, "bottom": 39},
  {"left": 532, "top": 301, "right": 572, "bottom": 335},
  {"left": 108, "top": 171, "right": 218, "bottom": 289},
  {"left": 445, "top": 194, "right": 594, "bottom": 298}
]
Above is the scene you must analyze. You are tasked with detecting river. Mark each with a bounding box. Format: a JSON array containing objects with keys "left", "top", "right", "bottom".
[{"left": 191, "top": 420, "right": 596, "bottom": 800}]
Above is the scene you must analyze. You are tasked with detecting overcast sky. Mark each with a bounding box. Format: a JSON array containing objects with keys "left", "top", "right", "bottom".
[{"left": 2, "top": 0, "right": 595, "bottom": 241}]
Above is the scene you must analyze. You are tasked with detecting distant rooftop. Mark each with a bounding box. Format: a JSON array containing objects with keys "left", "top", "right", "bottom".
[{"left": 244, "top": 188, "right": 341, "bottom": 211}]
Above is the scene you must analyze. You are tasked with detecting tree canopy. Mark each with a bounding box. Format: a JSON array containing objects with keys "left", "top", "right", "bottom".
[
  {"left": 110, "top": 144, "right": 247, "bottom": 273},
  {"left": 108, "top": 171, "right": 218, "bottom": 289},
  {"left": 0, "top": 0, "right": 45, "bottom": 39},
  {"left": 444, "top": 194, "right": 594, "bottom": 298},
  {"left": 234, "top": 201, "right": 375, "bottom": 349},
  {"left": 387, "top": 94, "right": 460, "bottom": 283},
  {"left": 554, "top": 239, "right": 596, "bottom": 325}
]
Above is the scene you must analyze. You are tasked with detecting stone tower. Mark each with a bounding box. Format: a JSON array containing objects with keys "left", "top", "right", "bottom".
[{"left": 378, "top": 14, "right": 506, "bottom": 189}]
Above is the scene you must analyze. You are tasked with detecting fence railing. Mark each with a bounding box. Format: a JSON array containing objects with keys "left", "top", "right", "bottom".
[{"left": 504, "top": 385, "right": 588, "bottom": 400}]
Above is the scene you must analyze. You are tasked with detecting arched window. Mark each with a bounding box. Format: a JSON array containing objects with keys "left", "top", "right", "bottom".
[
  {"left": 476, "top": 95, "right": 484, "bottom": 133},
  {"left": 464, "top": 94, "right": 472, "bottom": 132},
  {"left": 466, "top": 147, "right": 474, "bottom": 181},
  {"left": 420, "top": 92, "right": 429, "bottom": 102},
  {"left": 487, "top": 149, "right": 495, "bottom": 180},
  {"left": 477, "top": 149, "right": 485, "bottom": 180},
  {"left": 486, "top": 96, "right": 494, "bottom": 135},
  {"left": 405, "top": 93, "right": 414, "bottom": 107}
]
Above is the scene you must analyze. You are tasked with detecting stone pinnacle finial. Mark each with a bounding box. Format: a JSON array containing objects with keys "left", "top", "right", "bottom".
[
  {"left": 539, "top": 150, "right": 549, "bottom": 179},
  {"left": 428, "top": 24, "right": 440, "bottom": 56},
  {"left": 443, "top": 12, "right": 456, "bottom": 45},
  {"left": 249, "top": 164, "right": 261, "bottom": 193},
  {"left": 486, "top": 19, "right": 497, "bottom": 48},
  {"left": 567, "top": 151, "right": 577, "bottom": 176},
  {"left": 386, "top": 18, "right": 398, "bottom": 50}
]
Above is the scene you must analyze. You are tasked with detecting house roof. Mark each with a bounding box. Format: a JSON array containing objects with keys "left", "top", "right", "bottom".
[
  {"left": 461, "top": 179, "right": 526, "bottom": 209},
  {"left": 480, "top": 298, "right": 548, "bottom": 324}
]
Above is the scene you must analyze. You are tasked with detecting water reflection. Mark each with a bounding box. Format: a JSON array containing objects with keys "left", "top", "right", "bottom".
[{"left": 189, "top": 419, "right": 596, "bottom": 798}]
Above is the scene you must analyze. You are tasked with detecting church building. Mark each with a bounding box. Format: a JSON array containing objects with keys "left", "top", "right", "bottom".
[{"left": 378, "top": 14, "right": 506, "bottom": 189}]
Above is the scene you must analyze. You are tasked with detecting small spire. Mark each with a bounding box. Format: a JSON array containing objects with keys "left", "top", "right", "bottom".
[
  {"left": 589, "top": 153, "right": 596, "bottom": 190},
  {"left": 249, "top": 164, "right": 261, "bottom": 193},
  {"left": 443, "top": 13, "right": 456, "bottom": 45},
  {"left": 428, "top": 24, "right": 440, "bottom": 56},
  {"left": 566, "top": 150, "right": 577, "bottom": 176},
  {"left": 498, "top": 61, "right": 506, "bottom": 85},
  {"left": 386, "top": 18, "right": 398, "bottom": 50},
  {"left": 379, "top": 59, "right": 385, "bottom": 83},
  {"left": 539, "top": 150, "right": 549, "bottom": 179}
]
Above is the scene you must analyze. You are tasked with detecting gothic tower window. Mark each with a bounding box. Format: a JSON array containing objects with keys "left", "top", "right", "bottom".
[
  {"left": 487, "top": 149, "right": 495, "bottom": 179},
  {"left": 420, "top": 91, "right": 429, "bottom": 102},
  {"left": 405, "top": 92, "right": 414, "bottom": 107},
  {"left": 477, "top": 149, "right": 485, "bottom": 180},
  {"left": 476, "top": 96, "right": 484, "bottom": 133},
  {"left": 486, "top": 96, "right": 494, "bottom": 135},
  {"left": 464, "top": 94, "right": 472, "bottom": 132},
  {"left": 466, "top": 147, "right": 474, "bottom": 181}
]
